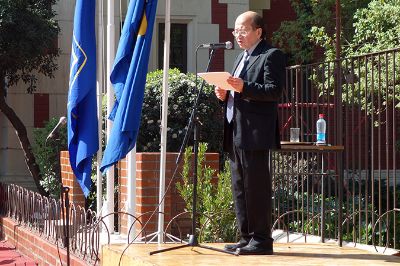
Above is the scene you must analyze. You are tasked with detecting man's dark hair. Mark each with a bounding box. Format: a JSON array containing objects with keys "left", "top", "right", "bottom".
[{"left": 252, "top": 13, "right": 267, "bottom": 40}]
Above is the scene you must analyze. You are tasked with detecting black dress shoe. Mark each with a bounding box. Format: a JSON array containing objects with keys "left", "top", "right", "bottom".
[
  {"left": 224, "top": 240, "right": 248, "bottom": 252},
  {"left": 236, "top": 243, "right": 273, "bottom": 255}
]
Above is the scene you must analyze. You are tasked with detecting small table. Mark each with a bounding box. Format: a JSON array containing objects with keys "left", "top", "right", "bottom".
[{"left": 271, "top": 142, "right": 344, "bottom": 245}]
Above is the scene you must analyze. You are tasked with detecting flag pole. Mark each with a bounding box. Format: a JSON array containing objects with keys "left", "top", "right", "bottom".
[
  {"left": 125, "top": 0, "right": 137, "bottom": 242},
  {"left": 96, "top": 0, "right": 105, "bottom": 217},
  {"left": 100, "top": 0, "right": 158, "bottom": 240},
  {"left": 127, "top": 146, "right": 136, "bottom": 240},
  {"left": 157, "top": 0, "right": 171, "bottom": 244},
  {"left": 106, "top": 0, "right": 116, "bottom": 233}
]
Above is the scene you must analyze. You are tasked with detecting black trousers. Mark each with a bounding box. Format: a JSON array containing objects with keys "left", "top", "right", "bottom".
[{"left": 229, "top": 145, "right": 272, "bottom": 244}]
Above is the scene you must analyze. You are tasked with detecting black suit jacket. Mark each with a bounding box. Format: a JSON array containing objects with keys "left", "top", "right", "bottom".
[{"left": 223, "top": 40, "right": 285, "bottom": 152}]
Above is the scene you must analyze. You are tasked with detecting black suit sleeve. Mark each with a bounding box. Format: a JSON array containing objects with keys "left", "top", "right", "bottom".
[{"left": 241, "top": 49, "right": 286, "bottom": 102}]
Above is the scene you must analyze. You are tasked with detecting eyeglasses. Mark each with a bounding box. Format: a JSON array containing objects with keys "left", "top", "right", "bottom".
[{"left": 232, "top": 30, "right": 251, "bottom": 38}]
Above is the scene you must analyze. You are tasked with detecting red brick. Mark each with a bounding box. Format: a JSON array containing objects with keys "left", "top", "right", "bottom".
[
  {"left": 137, "top": 153, "right": 160, "bottom": 161},
  {"left": 136, "top": 171, "right": 159, "bottom": 179},
  {"left": 119, "top": 169, "right": 127, "bottom": 177},
  {"left": 119, "top": 159, "right": 127, "bottom": 169},
  {"left": 136, "top": 178, "right": 159, "bottom": 187},
  {"left": 136, "top": 196, "right": 159, "bottom": 205},
  {"left": 1, "top": 217, "right": 87, "bottom": 265},
  {"left": 58, "top": 151, "right": 220, "bottom": 240}
]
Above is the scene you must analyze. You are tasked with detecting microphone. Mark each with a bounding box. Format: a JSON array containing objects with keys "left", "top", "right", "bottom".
[
  {"left": 200, "top": 41, "right": 233, "bottom": 49},
  {"left": 46, "top": 116, "right": 67, "bottom": 142}
]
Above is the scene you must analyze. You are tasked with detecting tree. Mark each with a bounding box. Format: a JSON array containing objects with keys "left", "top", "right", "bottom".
[
  {"left": 272, "top": 0, "right": 370, "bottom": 65},
  {"left": 309, "top": 0, "right": 400, "bottom": 114},
  {"left": 309, "top": 0, "right": 400, "bottom": 60},
  {"left": 273, "top": 0, "right": 400, "bottom": 114},
  {"left": 343, "top": 0, "right": 400, "bottom": 56},
  {"left": 0, "top": 0, "right": 60, "bottom": 195}
]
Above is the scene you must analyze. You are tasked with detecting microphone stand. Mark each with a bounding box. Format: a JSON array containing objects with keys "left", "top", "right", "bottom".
[{"left": 150, "top": 48, "right": 237, "bottom": 256}]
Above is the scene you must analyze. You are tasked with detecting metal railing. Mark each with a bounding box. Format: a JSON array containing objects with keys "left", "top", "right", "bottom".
[
  {"left": 276, "top": 47, "right": 400, "bottom": 251},
  {"left": 271, "top": 146, "right": 343, "bottom": 244},
  {"left": 0, "top": 182, "right": 169, "bottom": 264},
  {"left": 0, "top": 183, "right": 100, "bottom": 264},
  {"left": 1, "top": 47, "right": 399, "bottom": 260}
]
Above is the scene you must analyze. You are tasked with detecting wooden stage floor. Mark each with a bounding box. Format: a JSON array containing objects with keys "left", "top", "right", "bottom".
[{"left": 102, "top": 242, "right": 400, "bottom": 266}]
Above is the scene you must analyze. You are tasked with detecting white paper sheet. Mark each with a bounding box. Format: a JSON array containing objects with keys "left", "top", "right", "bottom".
[{"left": 197, "top": 72, "right": 234, "bottom": 91}]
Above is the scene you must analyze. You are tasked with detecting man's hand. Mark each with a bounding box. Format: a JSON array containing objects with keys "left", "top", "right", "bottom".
[
  {"left": 214, "top": 86, "right": 227, "bottom": 101},
  {"left": 227, "top": 76, "right": 244, "bottom": 93}
]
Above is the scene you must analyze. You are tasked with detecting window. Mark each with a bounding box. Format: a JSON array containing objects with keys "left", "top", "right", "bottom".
[
  {"left": 34, "top": 93, "right": 49, "bottom": 128},
  {"left": 158, "top": 23, "right": 187, "bottom": 73}
]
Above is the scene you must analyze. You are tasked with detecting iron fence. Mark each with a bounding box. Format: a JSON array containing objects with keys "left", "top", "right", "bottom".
[
  {"left": 276, "top": 47, "right": 400, "bottom": 251},
  {"left": 1, "top": 47, "right": 399, "bottom": 260},
  {"left": 0, "top": 183, "right": 100, "bottom": 264}
]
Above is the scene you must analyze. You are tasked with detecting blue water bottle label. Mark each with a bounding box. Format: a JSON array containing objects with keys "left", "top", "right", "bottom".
[{"left": 317, "top": 133, "right": 325, "bottom": 143}]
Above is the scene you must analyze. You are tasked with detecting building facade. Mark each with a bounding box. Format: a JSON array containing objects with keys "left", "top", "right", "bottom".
[{"left": 0, "top": 0, "right": 295, "bottom": 189}]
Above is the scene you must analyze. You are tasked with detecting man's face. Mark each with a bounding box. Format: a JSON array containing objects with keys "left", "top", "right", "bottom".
[{"left": 233, "top": 15, "right": 261, "bottom": 50}]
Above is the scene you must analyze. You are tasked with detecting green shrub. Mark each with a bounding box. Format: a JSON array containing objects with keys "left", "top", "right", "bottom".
[
  {"left": 137, "top": 69, "right": 223, "bottom": 152},
  {"left": 32, "top": 117, "right": 67, "bottom": 198},
  {"left": 32, "top": 117, "right": 100, "bottom": 203},
  {"left": 176, "top": 143, "right": 237, "bottom": 242}
]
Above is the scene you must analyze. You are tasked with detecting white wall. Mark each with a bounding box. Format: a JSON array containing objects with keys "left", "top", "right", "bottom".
[{"left": 1, "top": 0, "right": 261, "bottom": 183}]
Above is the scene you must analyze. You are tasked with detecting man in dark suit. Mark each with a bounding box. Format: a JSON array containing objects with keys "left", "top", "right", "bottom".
[{"left": 214, "top": 11, "right": 285, "bottom": 255}]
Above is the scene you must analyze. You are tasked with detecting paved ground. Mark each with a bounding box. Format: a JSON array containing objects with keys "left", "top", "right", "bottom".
[{"left": 0, "top": 240, "right": 37, "bottom": 266}]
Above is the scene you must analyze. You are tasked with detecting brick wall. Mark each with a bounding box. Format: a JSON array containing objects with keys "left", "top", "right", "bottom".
[
  {"left": 263, "top": 0, "right": 296, "bottom": 42},
  {"left": 61, "top": 151, "right": 220, "bottom": 239},
  {"left": 118, "top": 152, "right": 219, "bottom": 239},
  {"left": 342, "top": 105, "right": 400, "bottom": 168},
  {"left": 211, "top": 0, "right": 231, "bottom": 72},
  {"left": 60, "top": 151, "right": 85, "bottom": 207},
  {"left": 210, "top": 0, "right": 297, "bottom": 72},
  {"left": 0, "top": 216, "right": 88, "bottom": 266},
  {"left": 279, "top": 103, "right": 400, "bottom": 170}
]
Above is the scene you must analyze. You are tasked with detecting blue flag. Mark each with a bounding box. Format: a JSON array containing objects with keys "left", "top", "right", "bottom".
[
  {"left": 67, "top": 0, "right": 98, "bottom": 197},
  {"left": 101, "top": 0, "right": 158, "bottom": 172}
]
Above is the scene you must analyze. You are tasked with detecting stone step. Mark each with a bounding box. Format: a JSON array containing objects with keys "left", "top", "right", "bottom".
[{"left": 0, "top": 175, "right": 38, "bottom": 192}]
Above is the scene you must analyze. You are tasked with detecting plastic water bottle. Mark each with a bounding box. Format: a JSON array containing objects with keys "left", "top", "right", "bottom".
[{"left": 316, "top": 114, "right": 326, "bottom": 145}]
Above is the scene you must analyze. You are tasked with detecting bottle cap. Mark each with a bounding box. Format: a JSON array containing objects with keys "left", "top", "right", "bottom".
[{"left": 319, "top": 114, "right": 324, "bottom": 118}]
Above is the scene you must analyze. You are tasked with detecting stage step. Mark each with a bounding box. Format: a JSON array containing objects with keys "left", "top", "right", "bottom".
[{"left": 101, "top": 242, "right": 400, "bottom": 266}]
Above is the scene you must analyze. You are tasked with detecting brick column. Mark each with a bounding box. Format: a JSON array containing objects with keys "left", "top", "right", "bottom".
[
  {"left": 118, "top": 152, "right": 219, "bottom": 239},
  {"left": 60, "top": 150, "right": 220, "bottom": 239},
  {"left": 135, "top": 152, "right": 172, "bottom": 238},
  {"left": 60, "top": 151, "right": 85, "bottom": 207},
  {"left": 117, "top": 158, "right": 128, "bottom": 235}
]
